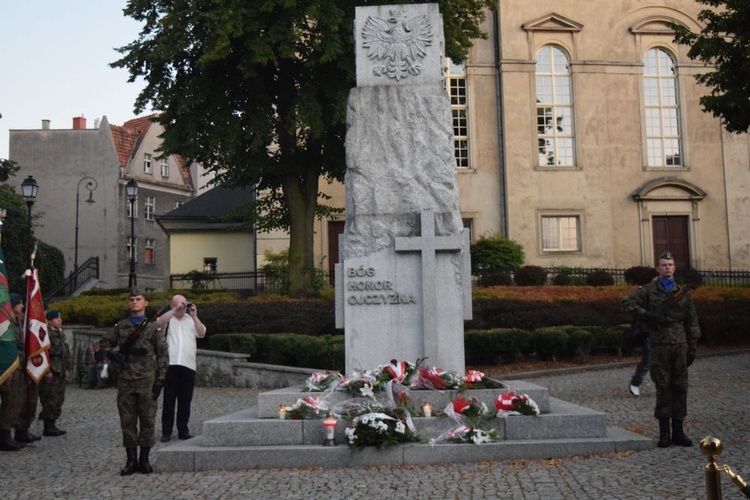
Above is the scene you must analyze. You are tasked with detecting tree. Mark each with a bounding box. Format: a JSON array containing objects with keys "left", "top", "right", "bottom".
[
  {"left": 672, "top": 0, "right": 750, "bottom": 133},
  {"left": 112, "top": 0, "right": 494, "bottom": 297}
]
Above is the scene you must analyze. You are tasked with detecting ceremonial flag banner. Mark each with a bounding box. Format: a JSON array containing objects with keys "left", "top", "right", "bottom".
[
  {"left": 0, "top": 242, "right": 19, "bottom": 384},
  {"left": 24, "top": 266, "right": 50, "bottom": 383}
]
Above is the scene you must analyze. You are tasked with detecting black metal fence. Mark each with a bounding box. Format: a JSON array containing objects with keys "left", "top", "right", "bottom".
[
  {"left": 167, "top": 267, "right": 750, "bottom": 296},
  {"left": 169, "top": 271, "right": 282, "bottom": 294},
  {"left": 541, "top": 267, "right": 750, "bottom": 287}
]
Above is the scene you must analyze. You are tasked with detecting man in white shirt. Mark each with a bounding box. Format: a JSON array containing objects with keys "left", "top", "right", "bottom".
[{"left": 156, "top": 294, "right": 206, "bottom": 442}]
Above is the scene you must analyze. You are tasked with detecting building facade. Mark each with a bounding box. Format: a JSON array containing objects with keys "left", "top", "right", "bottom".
[
  {"left": 315, "top": 1, "right": 750, "bottom": 274},
  {"left": 9, "top": 115, "right": 195, "bottom": 290}
]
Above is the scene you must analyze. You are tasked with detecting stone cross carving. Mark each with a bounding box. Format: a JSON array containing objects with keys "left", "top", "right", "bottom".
[{"left": 395, "top": 210, "right": 467, "bottom": 363}]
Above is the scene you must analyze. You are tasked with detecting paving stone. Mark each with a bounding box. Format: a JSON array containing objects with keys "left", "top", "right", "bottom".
[{"left": 0, "top": 352, "right": 747, "bottom": 499}]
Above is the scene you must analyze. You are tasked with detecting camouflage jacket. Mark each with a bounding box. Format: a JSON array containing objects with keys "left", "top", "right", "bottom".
[
  {"left": 101, "top": 317, "right": 167, "bottom": 383},
  {"left": 47, "top": 327, "right": 71, "bottom": 376},
  {"left": 620, "top": 280, "right": 701, "bottom": 349}
]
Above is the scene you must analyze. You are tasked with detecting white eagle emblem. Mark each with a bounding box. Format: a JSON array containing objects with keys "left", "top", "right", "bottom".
[{"left": 361, "top": 10, "right": 433, "bottom": 81}]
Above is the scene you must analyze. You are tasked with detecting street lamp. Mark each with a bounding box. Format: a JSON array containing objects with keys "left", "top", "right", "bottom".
[
  {"left": 21, "top": 175, "right": 39, "bottom": 267},
  {"left": 126, "top": 179, "right": 139, "bottom": 288},
  {"left": 74, "top": 176, "right": 97, "bottom": 284}
]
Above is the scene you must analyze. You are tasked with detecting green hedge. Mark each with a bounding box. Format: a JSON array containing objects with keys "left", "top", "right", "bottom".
[{"left": 208, "top": 326, "right": 632, "bottom": 370}]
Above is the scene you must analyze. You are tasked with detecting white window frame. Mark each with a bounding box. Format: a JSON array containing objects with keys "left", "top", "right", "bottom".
[
  {"left": 144, "top": 196, "right": 155, "bottom": 221},
  {"left": 126, "top": 199, "right": 138, "bottom": 218},
  {"left": 540, "top": 214, "right": 582, "bottom": 253},
  {"left": 445, "top": 58, "right": 470, "bottom": 168},
  {"left": 144, "top": 238, "right": 155, "bottom": 265},
  {"left": 144, "top": 153, "right": 153, "bottom": 174},
  {"left": 160, "top": 158, "right": 169, "bottom": 178},
  {"left": 535, "top": 45, "right": 575, "bottom": 167},
  {"left": 643, "top": 48, "right": 683, "bottom": 168},
  {"left": 127, "top": 237, "right": 138, "bottom": 262}
]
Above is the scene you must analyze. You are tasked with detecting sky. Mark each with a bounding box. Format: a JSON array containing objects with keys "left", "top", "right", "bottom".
[{"left": 0, "top": 1, "right": 149, "bottom": 159}]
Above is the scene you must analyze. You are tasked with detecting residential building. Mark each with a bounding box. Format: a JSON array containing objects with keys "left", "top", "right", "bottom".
[
  {"left": 9, "top": 115, "right": 196, "bottom": 290},
  {"left": 156, "top": 185, "right": 256, "bottom": 276}
]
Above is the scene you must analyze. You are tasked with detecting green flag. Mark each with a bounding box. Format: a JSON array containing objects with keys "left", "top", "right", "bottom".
[{"left": 0, "top": 241, "right": 20, "bottom": 384}]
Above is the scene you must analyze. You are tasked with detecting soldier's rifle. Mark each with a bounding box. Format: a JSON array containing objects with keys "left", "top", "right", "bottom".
[{"left": 107, "top": 304, "right": 170, "bottom": 368}]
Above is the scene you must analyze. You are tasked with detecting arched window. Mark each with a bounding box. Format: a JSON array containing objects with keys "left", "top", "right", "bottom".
[
  {"left": 643, "top": 48, "right": 682, "bottom": 167},
  {"left": 536, "top": 45, "right": 575, "bottom": 167}
]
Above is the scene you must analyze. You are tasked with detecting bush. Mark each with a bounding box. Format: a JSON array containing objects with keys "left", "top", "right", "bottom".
[
  {"left": 464, "top": 328, "right": 531, "bottom": 364},
  {"left": 210, "top": 333, "right": 345, "bottom": 371},
  {"left": 208, "top": 333, "right": 257, "bottom": 356},
  {"left": 624, "top": 266, "right": 658, "bottom": 286},
  {"left": 530, "top": 327, "right": 568, "bottom": 361},
  {"left": 477, "top": 271, "right": 513, "bottom": 287},
  {"left": 514, "top": 266, "right": 547, "bottom": 286},
  {"left": 565, "top": 328, "right": 594, "bottom": 362},
  {"left": 586, "top": 270, "right": 615, "bottom": 287},
  {"left": 470, "top": 234, "right": 524, "bottom": 274}
]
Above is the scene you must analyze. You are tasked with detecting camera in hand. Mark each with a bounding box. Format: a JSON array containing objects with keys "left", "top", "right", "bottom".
[{"left": 185, "top": 302, "right": 194, "bottom": 311}]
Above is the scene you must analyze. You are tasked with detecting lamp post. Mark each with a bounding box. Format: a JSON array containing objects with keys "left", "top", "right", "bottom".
[
  {"left": 126, "top": 179, "right": 139, "bottom": 288},
  {"left": 21, "top": 175, "right": 39, "bottom": 267},
  {"left": 74, "top": 176, "right": 97, "bottom": 281}
]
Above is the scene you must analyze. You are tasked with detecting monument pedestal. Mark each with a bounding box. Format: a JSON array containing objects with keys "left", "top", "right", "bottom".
[{"left": 156, "top": 380, "right": 652, "bottom": 472}]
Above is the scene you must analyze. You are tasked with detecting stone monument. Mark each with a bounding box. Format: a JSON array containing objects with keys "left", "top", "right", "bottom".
[{"left": 335, "top": 3, "right": 472, "bottom": 375}]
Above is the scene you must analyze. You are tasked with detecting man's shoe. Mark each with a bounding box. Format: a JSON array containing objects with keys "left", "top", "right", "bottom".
[
  {"left": 14, "top": 430, "right": 35, "bottom": 443},
  {"left": 0, "top": 430, "right": 22, "bottom": 451},
  {"left": 120, "top": 447, "right": 139, "bottom": 476},
  {"left": 178, "top": 433, "right": 195, "bottom": 440},
  {"left": 139, "top": 447, "right": 154, "bottom": 474},
  {"left": 160, "top": 434, "right": 171, "bottom": 443},
  {"left": 671, "top": 419, "right": 693, "bottom": 447},
  {"left": 629, "top": 384, "right": 640, "bottom": 397}
]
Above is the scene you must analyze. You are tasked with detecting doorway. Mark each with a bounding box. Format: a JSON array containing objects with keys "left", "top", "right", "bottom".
[{"left": 652, "top": 216, "right": 690, "bottom": 270}]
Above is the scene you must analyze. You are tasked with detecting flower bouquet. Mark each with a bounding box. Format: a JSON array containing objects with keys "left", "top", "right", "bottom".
[
  {"left": 282, "top": 396, "right": 327, "bottom": 419},
  {"left": 302, "top": 371, "right": 343, "bottom": 392},
  {"left": 411, "top": 366, "right": 463, "bottom": 390},
  {"left": 495, "top": 391, "right": 540, "bottom": 417},
  {"left": 340, "top": 369, "right": 381, "bottom": 394},
  {"left": 431, "top": 425, "right": 499, "bottom": 445},
  {"left": 443, "top": 396, "right": 493, "bottom": 425},
  {"left": 461, "top": 370, "right": 504, "bottom": 390},
  {"left": 343, "top": 406, "right": 419, "bottom": 450}
]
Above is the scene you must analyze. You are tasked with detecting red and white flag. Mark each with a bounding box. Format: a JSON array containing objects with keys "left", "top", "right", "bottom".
[{"left": 24, "top": 266, "right": 50, "bottom": 383}]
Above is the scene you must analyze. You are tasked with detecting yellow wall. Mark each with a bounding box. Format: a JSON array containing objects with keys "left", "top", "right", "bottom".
[{"left": 170, "top": 232, "right": 254, "bottom": 273}]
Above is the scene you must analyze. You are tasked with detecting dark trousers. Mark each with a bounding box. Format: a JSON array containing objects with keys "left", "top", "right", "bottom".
[
  {"left": 630, "top": 341, "right": 651, "bottom": 386},
  {"left": 161, "top": 365, "right": 196, "bottom": 437}
]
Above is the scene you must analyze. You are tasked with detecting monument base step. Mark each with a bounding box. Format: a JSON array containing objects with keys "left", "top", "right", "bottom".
[{"left": 156, "top": 427, "right": 652, "bottom": 472}]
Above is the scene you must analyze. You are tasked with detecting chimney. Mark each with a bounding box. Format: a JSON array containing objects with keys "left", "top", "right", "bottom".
[
  {"left": 42, "top": 119, "right": 50, "bottom": 130},
  {"left": 73, "top": 116, "right": 86, "bottom": 129}
]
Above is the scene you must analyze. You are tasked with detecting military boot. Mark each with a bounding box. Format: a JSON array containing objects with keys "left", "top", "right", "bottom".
[
  {"left": 671, "top": 419, "right": 693, "bottom": 447},
  {"left": 14, "top": 429, "right": 40, "bottom": 443},
  {"left": 120, "top": 447, "right": 139, "bottom": 476},
  {"left": 0, "top": 430, "right": 22, "bottom": 451},
  {"left": 43, "top": 420, "right": 66, "bottom": 437},
  {"left": 139, "top": 446, "right": 154, "bottom": 474},
  {"left": 657, "top": 417, "right": 671, "bottom": 448}
]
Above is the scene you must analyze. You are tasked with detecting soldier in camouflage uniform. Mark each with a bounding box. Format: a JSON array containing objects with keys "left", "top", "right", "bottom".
[
  {"left": 100, "top": 289, "right": 167, "bottom": 475},
  {"left": 0, "top": 293, "right": 25, "bottom": 451},
  {"left": 621, "top": 252, "right": 701, "bottom": 448},
  {"left": 38, "top": 309, "right": 71, "bottom": 436}
]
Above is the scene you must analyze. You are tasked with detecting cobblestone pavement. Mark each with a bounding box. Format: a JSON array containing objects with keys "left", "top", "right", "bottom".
[{"left": 1, "top": 352, "right": 748, "bottom": 499}]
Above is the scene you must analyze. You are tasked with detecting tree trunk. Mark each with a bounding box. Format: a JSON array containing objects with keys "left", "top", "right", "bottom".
[{"left": 282, "top": 170, "right": 319, "bottom": 298}]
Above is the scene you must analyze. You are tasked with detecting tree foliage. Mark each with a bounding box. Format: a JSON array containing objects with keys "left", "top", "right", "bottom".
[
  {"left": 470, "top": 234, "right": 525, "bottom": 273},
  {"left": 112, "top": 0, "right": 494, "bottom": 296},
  {"left": 672, "top": 0, "right": 750, "bottom": 133}
]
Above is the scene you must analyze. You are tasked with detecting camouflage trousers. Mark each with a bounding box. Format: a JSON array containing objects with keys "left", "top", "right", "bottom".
[
  {"left": 0, "top": 367, "right": 23, "bottom": 431},
  {"left": 14, "top": 369, "right": 39, "bottom": 432},
  {"left": 649, "top": 342, "right": 689, "bottom": 419},
  {"left": 39, "top": 374, "right": 67, "bottom": 421},
  {"left": 117, "top": 377, "right": 156, "bottom": 447}
]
